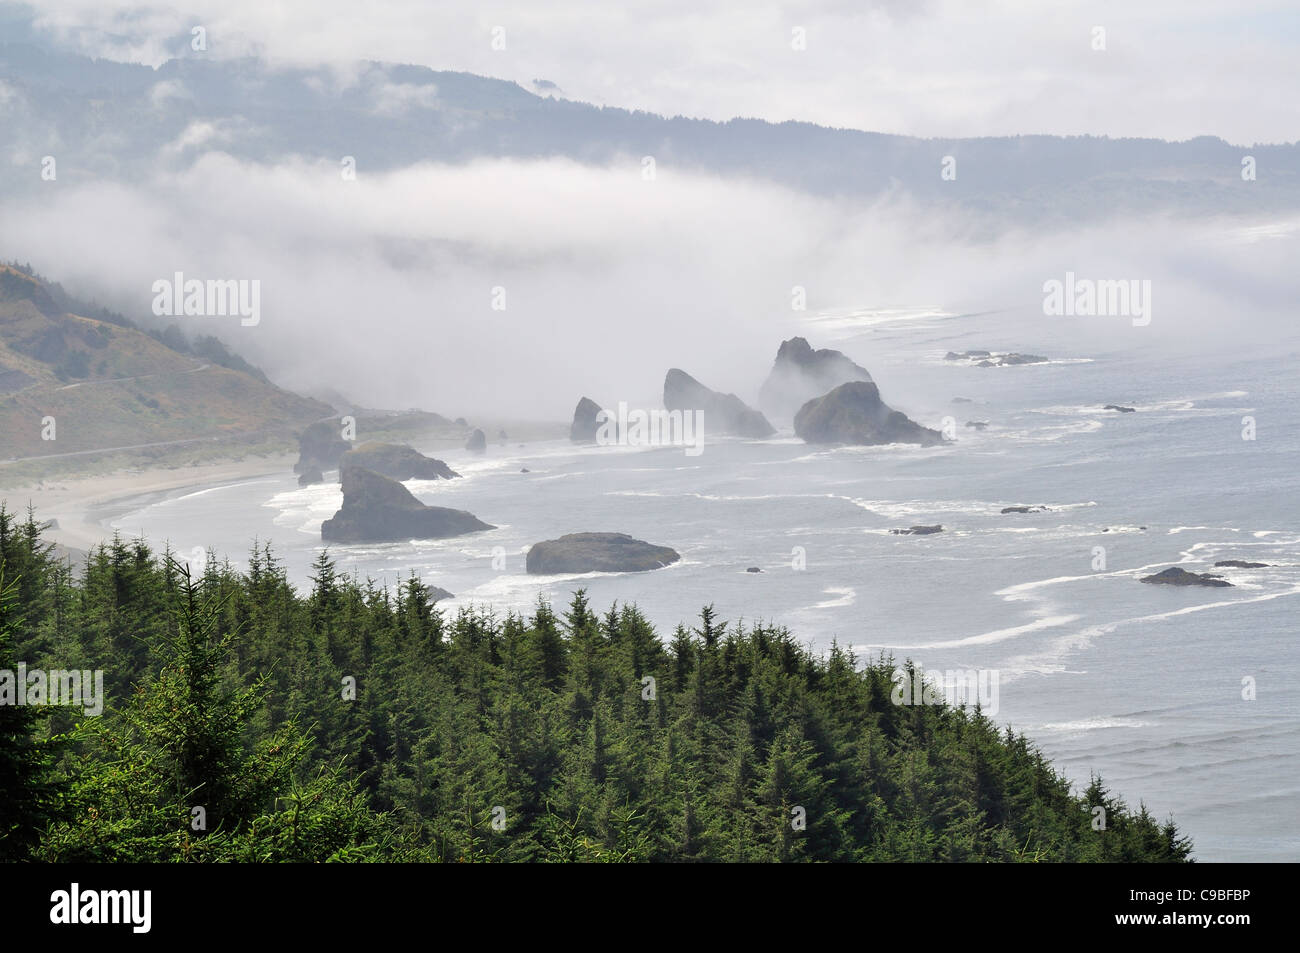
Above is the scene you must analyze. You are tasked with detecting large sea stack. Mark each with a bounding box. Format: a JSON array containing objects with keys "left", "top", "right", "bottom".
[
  {"left": 758, "top": 336, "right": 873, "bottom": 421},
  {"left": 794, "top": 381, "right": 945, "bottom": 446},
  {"left": 321, "top": 467, "right": 493, "bottom": 543}
]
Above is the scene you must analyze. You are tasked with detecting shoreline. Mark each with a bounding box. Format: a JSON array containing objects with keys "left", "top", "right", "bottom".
[{"left": 0, "top": 454, "right": 299, "bottom": 555}]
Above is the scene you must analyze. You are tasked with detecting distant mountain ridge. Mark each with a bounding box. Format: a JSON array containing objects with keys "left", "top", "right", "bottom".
[{"left": 1, "top": 41, "right": 1297, "bottom": 220}]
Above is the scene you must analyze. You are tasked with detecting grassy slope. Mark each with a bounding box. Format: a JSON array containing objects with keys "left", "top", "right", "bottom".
[{"left": 0, "top": 264, "right": 332, "bottom": 460}]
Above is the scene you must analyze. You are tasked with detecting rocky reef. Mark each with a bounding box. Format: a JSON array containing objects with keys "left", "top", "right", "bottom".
[{"left": 1139, "top": 567, "right": 1233, "bottom": 588}]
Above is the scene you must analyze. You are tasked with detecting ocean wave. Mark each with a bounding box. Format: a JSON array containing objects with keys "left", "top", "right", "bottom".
[
  {"left": 849, "top": 498, "right": 1097, "bottom": 520},
  {"left": 1030, "top": 717, "right": 1152, "bottom": 733}
]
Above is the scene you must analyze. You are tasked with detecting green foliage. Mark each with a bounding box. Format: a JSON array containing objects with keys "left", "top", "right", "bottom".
[
  {"left": 0, "top": 563, "right": 65, "bottom": 859},
  {"left": 1, "top": 509, "right": 1194, "bottom": 863}
]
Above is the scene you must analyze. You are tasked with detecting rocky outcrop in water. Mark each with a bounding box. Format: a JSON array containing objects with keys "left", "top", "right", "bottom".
[
  {"left": 794, "top": 381, "right": 944, "bottom": 447},
  {"left": 758, "top": 337, "right": 873, "bottom": 421},
  {"left": 1104, "top": 404, "right": 1137, "bottom": 413},
  {"left": 321, "top": 467, "right": 493, "bottom": 543},
  {"left": 570, "top": 397, "right": 608, "bottom": 442},
  {"left": 663, "top": 369, "right": 774, "bottom": 438},
  {"left": 946, "top": 350, "right": 1048, "bottom": 367},
  {"left": 338, "top": 442, "right": 459, "bottom": 482},
  {"left": 890, "top": 525, "right": 944, "bottom": 535},
  {"left": 1001, "top": 505, "right": 1050, "bottom": 514},
  {"left": 525, "top": 532, "right": 680, "bottom": 574},
  {"left": 1214, "top": 559, "right": 1269, "bottom": 569},
  {"left": 1139, "top": 567, "right": 1233, "bottom": 588},
  {"left": 295, "top": 419, "right": 353, "bottom": 475},
  {"left": 465, "top": 428, "right": 487, "bottom": 453}
]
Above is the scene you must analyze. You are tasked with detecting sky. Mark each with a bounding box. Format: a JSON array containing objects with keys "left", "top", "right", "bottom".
[{"left": 9, "top": 0, "right": 1300, "bottom": 145}]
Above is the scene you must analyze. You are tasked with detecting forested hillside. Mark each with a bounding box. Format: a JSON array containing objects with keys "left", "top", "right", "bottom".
[{"left": 0, "top": 505, "right": 1192, "bottom": 862}]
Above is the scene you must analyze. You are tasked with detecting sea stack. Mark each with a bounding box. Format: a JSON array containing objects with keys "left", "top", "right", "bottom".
[
  {"left": 321, "top": 467, "right": 493, "bottom": 543},
  {"left": 758, "top": 336, "right": 873, "bottom": 422},
  {"left": 663, "top": 368, "right": 774, "bottom": 438},
  {"left": 794, "top": 381, "right": 944, "bottom": 446}
]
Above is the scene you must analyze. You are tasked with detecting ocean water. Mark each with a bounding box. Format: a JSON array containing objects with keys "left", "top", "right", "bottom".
[{"left": 108, "top": 306, "right": 1300, "bottom": 861}]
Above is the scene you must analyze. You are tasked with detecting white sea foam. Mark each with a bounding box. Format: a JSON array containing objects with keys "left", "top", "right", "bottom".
[
  {"left": 864, "top": 613, "right": 1083, "bottom": 651},
  {"left": 809, "top": 587, "right": 856, "bottom": 609}
]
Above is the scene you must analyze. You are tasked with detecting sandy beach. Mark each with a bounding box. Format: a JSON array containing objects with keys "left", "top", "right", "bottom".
[{"left": 0, "top": 454, "right": 298, "bottom": 556}]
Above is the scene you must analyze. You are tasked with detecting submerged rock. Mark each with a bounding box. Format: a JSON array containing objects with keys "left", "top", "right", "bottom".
[
  {"left": 1104, "top": 404, "right": 1137, "bottom": 413},
  {"left": 1214, "top": 559, "right": 1269, "bottom": 569},
  {"left": 526, "top": 532, "right": 680, "bottom": 574},
  {"left": 321, "top": 467, "right": 493, "bottom": 543},
  {"left": 758, "top": 336, "right": 873, "bottom": 421},
  {"left": 338, "top": 442, "right": 459, "bottom": 482},
  {"left": 664, "top": 368, "right": 774, "bottom": 438},
  {"left": 890, "top": 525, "right": 944, "bottom": 535},
  {"left": 794, "top": 381, "right": 944, "bottom": 447},
  {"left": 966, "top": 421, "right": 989, "bottom": 430},
  {"left": 1139, "top": 567, "right": 1233, "bottom": 588},
  {"left": 1001, "top": 505, "right": 1050, "bottom": 514}
]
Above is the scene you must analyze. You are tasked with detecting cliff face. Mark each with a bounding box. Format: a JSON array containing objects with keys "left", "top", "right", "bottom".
[
  {"left": 794, "top": 381, "right": 945, "bottom": 447},
  {"left": 758, "top": 337, "right": 872, "bottom": 421},
  {"left": 321, "top": 467, "right": 493, "bottom": 542},
  {"left": 663, "top": 368, "right": 774, "bottom": 439}
]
